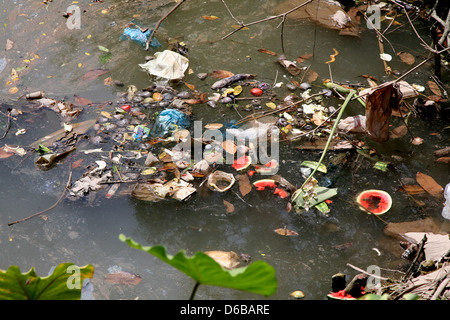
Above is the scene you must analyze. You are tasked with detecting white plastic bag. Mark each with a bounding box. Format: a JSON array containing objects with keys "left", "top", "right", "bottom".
[{"left": 139, "top": 50, "right": 189, "bottom": 80}]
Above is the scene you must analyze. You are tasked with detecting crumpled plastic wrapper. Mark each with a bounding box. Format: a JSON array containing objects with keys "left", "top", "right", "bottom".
[{"left": 139, "top": 50, "right": 189, "bottom": 80}]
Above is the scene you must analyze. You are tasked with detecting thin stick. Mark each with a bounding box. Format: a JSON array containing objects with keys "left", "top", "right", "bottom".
[
  {"left": 221, "top": 0, "right": 313, "bottom": 40},
  {"left": 145, "top": 0, "right": 187, "bottom": 51},
  {"left": 0, "top": 109, "right": 12, "bottom": 141},
  {"left": 8, "top": 171, "right": 72, "bottom": 226}
]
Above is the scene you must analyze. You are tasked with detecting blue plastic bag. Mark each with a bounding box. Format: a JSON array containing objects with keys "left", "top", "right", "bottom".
[
  {"left": 151, "top": 109, "right": 190, "bottom": 137},
  {"left": 121, "top": 27, "right": 161, "bottom": 48}
]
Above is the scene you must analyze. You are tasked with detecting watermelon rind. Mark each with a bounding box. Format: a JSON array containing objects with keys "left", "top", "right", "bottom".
[{"left": 356, "top": 189, "right": 392, "bottom": 215}]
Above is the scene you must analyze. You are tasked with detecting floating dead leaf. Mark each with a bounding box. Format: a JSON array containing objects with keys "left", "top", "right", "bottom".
[
  {"left": 223, "top": 200, "right": 235, "bottom": 213},
  {"left": 205, "top": 250, "right": 240, "bottom": 269},
  {"left": 236, "top": 174, "right": 252, "bottom": 197},
  {"left": 397, "top": 51, "right": 415, "bottom": 65},
  {"left": 8, "top": 87, "right": 18, "bottom": 94},
  {"left": 296, "top": 53, "right": 313, "bottom": 64},
  {"left": 397, "top": 184, "right": 425, "bottom": 195},
  {"left": 436, "top": 157, "right": 450, "bottom": 163},
  {"left": 5, "top": 39, "right": 13, "bottom": 51},
  {"left": 428, "top": 81, "right": 442, "bottom": 97},
  {"left": 0, "top": 145, "right": 17, "bottom": 159},
  {"left": 202, "top": 15, "right": 219, "bottom": 20},
  {"left": 203, "top": 123, "right": 223, "bottom": 131},
  {"left": 307, "top": 70, "right": 319, "bottom": 83},
  {"left": 274, "top": 227, "right": 299, "bottom": 236},
  {"left": 312, "top": 111, "right": 325, "bottom": 126},
  {"left": 71, "top": 158, "right": 84, "bottom": 169},
  {"left": 391, "top": 125, "right": 407, "bottom": 139},
  {"left": 258, "top": 48, "right": 277, "bottom": 56},
  {"left": 365, "top": 83, "right": 402, "bottom": 143},
  {"left": 185, "top": 82, "right": 195, "bottom": 90},
  {"left": 210, "top": 70, "right": 234, "bottom": 79},
  {"left": 81, "top": 68, "right": 110, "bottom": 81},
  {"left": 104, "top": 77, "right": 113, "bottom": 86},
  {"left": 105, "top": 270, "right": 142, "bottom": 285},
  {"left": 74, "top": 95, "right": 92, "bottom": 106},
  {"left": 416, "top": 172, "right": 443, "bottom": 197}
]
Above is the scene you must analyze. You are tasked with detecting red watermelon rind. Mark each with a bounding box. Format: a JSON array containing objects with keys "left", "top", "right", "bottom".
[
  {"left": 232, "top": 155, "right": 252, "bottom": 171},
  {"left": 356, "top": 189, "right": 392, "bottom": 215}
]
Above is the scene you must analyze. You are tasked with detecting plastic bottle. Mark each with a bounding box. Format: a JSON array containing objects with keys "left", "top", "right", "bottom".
[{"left": 442, "top": 183, "right": 450, "bottom": 220}]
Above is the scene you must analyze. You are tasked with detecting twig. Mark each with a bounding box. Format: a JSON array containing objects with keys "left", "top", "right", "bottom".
[
  {"left": 221, "top": 0, "right": 313, "bottom": 40},
  {"left": 8, "top": 171, "right": 73, "bottom": 226},
  {"left": 0, "top": 109, "right": 12, "bottom": 140},
  {"left": 347, "top": 263, "right": 390, "bottom": 281},
  {"left": 145, "top": 0, "right": 187, "bottom": 51},
  {"left": 402, "top": 234, "right": 427, "bottom": 282}
]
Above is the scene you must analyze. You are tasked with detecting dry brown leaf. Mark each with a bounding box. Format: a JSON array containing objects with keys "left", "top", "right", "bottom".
[
  {"left": 223, "top": 200, "right": 235, "bottom": 213},
  {"left": 365, "top": 83, "right": 402, "bottom": 143},
  {"left": 274, "top": 227, "right": 299, "bottom": 236},
  {"left": 81, "top": 69, "right": 110, "bottom": 81},
  {"left": 397, "top": 51, "right": 415, "bottom": 65},
  {"left": 105, "top": 271, "right": 142, "bottom": 285},
  {"left": 71, "top": 158, "right": 84, "bottom": 169},
  {"left": 5, "top": 39, "right": 13, "bottom": 51},
  {"left": 296, "top": 53, "right": 313, "bottom": 64},
  {"left": 202, "top": 15, "right": 219, "bottom": 20},
  {"left": 185, "top": 82, "right": 195, "bottom": 90},
  {"left": 416, "top": 172, "right": 443, "bottom": 197},
  {"left": 8, "top": 87, "right": 18, "bottom": 94},
  {"left": 205, "top": 250, "right": 240, "bottom": 269},
  {"left": 104, "top": 76, "right": 112, "bottom": 86},
  {"left": 210, "top": 70, "right": 234, "bottom": 79},
  {"left": 258, "top": 48, "right": 277, "bottom": 56},
  {"left": 391, "top": 125, "right": 408, "bottom": 139},
  {"left": 307, "top": 70, "right": 318, "bottom": 83},
  {"left": 74, "top": 95, "right": 92, "bottom": 106},
  {"left": 397, "top": 184, "right": 426, "bottom": 195},
  {"left": 436, "top": 157, "right": 450, "bottom": 163},
  {"left": 0, "top": 146, "right": 15, "bottom": 159},
  {"left": 205, "top": 123, "right": 223, "bottom": 130},
  {"left": 236, "top": 174, "right": 252, "bottom": 197},
  {"left": 428, "top": 81, "right": 442, "bottom": 97}
]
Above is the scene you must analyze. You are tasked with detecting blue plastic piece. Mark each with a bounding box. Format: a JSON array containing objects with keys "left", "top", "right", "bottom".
[
  {"left": 151, "top": 109, "right": 190, "bottom": 137},
  {"left": 121, "top": 27, "right": 161, "bottom": 48}
]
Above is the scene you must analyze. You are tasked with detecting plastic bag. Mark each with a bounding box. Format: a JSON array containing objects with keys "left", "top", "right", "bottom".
[
  {"left": 151, "top": 109, "right": 190, "bottom": 137},
  {"left": 139, "top": 50, "right": 189, "bottom": 80},
  {"left": 121, "top": 27, "right": 161, "bottom": 48}
]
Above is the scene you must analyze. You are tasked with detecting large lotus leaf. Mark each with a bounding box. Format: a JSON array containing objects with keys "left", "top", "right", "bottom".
[
  {"left": 0, "top": 263, "right": 94, "bottom": 300},
  {"left": 119, "top": 234, "right": 277, "bottom": 297}
]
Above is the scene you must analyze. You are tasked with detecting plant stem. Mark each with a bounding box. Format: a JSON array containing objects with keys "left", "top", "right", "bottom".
[
  {"left": 298, "top": 89, "right": 356, "bottom": 191},
  {"left": 189, "top": 282, "right": 200, "bottom": 300}
]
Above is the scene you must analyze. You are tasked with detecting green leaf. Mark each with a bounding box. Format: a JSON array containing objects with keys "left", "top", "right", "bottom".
[
  {"left": 315, "top": 201, "right": 330, "bottom": 214},
  {"left": 301, "top": 160, "right": 327, "bottom": 173},
  {"left": 99, "top": 52, "right": 112, "bottom": 64},
  {"left": 373, "top": 161, "right": 388, "bottom": 172},
  {"left": 0, "top": 263, "right": 94, "bottom": 300},
  {"left": 119, "top": 235, "right": 277, "bottom": 297},
  {"left": 97, "top": 45, "right": 110, "bottom": 53}
]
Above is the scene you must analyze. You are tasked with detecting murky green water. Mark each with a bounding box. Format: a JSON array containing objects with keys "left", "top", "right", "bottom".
[{"left": 0, "top": 0, "right": 449, "bottom": 300}]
